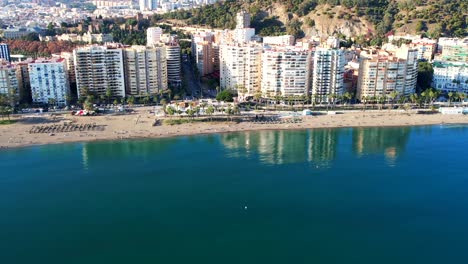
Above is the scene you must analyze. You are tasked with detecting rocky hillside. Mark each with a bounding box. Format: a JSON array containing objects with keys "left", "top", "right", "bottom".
[{"left": 160, "top": 0, "right": 466, "bottom": 44}]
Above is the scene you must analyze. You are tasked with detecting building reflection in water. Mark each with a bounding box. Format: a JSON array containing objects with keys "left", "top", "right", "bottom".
[
  {"left": 220, "top": 129, "right": 339, "bottom": 166},
  {"left": 221, "top": 127, "right": 412, "bottom": 166},
  {"left": 81, "top": 139, "right": 174, "bottom": 170},
  {"left": 352, "top": 127, "right": 411, "bottom": 165}
]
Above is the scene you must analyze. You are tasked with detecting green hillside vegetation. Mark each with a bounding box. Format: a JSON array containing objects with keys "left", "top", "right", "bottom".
[{"left": 157, "top": 0, "right": 467, "bottom": 41}]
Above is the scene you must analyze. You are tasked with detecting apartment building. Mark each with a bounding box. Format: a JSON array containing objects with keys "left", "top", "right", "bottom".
[
  {"left": 123, "top": 45, "right": 168, "bottom": 97},
  {"left": 165, "top": 43, "right": 181, "bottom": 87},
  {"left": 73, "top": 45, "right": 126, "bottom": 98},
  {"left": 311, "top": 48, "right": 345, "bottom": 103},
  {"left": 0, "top": 63, "right": 18, "bottom": 98},
  {"left": 357, "top": 48, "right": 418, "bottom": 100},
  {"left": 15, "top": 59, "right": 33, "bottom": 104},
  {"left": 192, "top": 32, "right": 219, "bottom": 76},
  {"left": 262, "top": 35, "right": 295, "bottom": 46},
  {"left": 147, "top": 27, "right": 163, "bottom": 46},
  {"left": 219, "top": 43, "right": 262, "bottom": 95},
  {"left": 0, "top": 44, "right": 11, "bottom": 63},
  {"left": 261, "top": 46, "right": 312, "bottom": 97},
  {"left": 28, "top": 58, "right": 69, "bottom": 106}
]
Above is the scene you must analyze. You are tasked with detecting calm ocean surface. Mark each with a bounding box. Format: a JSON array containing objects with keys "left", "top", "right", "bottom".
[{"left": 1, "top": 125, "right": 468, "bottom": 263}]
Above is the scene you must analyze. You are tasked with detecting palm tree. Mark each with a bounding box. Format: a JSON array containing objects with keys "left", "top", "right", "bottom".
[
  {"left": 186, "top": 108, "right": 196, "bottom": 121},
  {"left": 225, "top": 105, "right": 233, "bottom": 121},
  {"left": 410, "top": 93, "right": 418, "bottom": 107},
  {"left": 105, "top": 87, "right": 112, "bottom": 105},
  {"left": 343, "top": 92, "right": 352, "bottom": 108},
  {"left": 206, "top": 105, "right": 215, "bottom": 121},
  {"left": 389, "top": 91, "right": 399, "bottom": 109},
  {"left": 447, "top": 92, "right": 453, "bottom": 106},
  {"left": 127, "top": 96, "right": 135, "bottom": 107},
  {"left": 457, "top": 92, "right": 466, "bottom": 103}
]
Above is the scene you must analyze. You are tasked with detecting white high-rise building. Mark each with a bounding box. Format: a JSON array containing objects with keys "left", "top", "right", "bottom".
[
  {"left": 0, "top": 63, "right": 18, "bottom": 98},
  {"left": 165, "top": 43, "right": 181, "bottom": 87},
  {"left": 28, "top": 58, "right": 69, "bottom": 106},
  {"left": 261, "top": 46, "right": 312, "bottom": 97},
  {"left": 311, "top": 48, "right": 345, "bottom": 103},
  {"left": 123, "top": 45, "right": 168, "bottom": 96},
  {"left": 147, "top": 27, "right": 163, "bottom": 46},
  {"left": 139, "top": 0, "right": 157, "bottom": 11},
  {"left": 357, "top": 48, "right": 418, "bottom": 100},
  {"left": 220, "top": 43, "right": 262, "bottom": 95},
  {"left": 73, "top": 45, "right": 126, "bottom": 98},
  {"left": 236, "top": 10, "right": 250, "bottom": 29}
]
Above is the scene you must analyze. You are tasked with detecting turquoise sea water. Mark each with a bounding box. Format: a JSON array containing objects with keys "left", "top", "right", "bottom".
[{"left": 1, "top": 125, "right": 468, "bottom": 263}]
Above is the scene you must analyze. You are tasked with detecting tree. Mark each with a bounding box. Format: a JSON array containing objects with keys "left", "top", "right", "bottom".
[
  {"left": 48, "top": 98, "right": 57, "bottom": 107},
  {"left": 389, "top": 91, "right": 399, "bottom": 109},
  {"left": 415, "top": 21, "right": 425, "bottom": 32},
  {"left": 206, "top": 105, "right": 215, "bottom": 121},
  {"left": 84, "top": 99, "right": 94, "bottom": 111},
  {"left": 224, "top": 105, "right": 233, "bottom": 121},
  {"left": 186, "top": 108, "right": 196, "bottom": 121},
  {"left": 343, "top": 92, "right": 353, "bottom": 105},
  {"left": 448, "top": 92, "right": 454, "bottom": 106},
  {"left": 142, "top": 95, "right": 150, "bottom": 105},
  {"left": 0, "top": 106, "right": 13, "bottom": 120},
  {"left": 216, "top": 90, "right": 234, "bottom": 102},
  {"left": 417, "top": 62, "right": 434, "bottom": 93},
  {"left": 126, "top": 96, "right": 135, "bottom": 106},
  {"left": 105, "top": 87, "right": 112, "bottom": 104},
  {"left": 166, "top": 105, "right": 176, "bottom": 117}
]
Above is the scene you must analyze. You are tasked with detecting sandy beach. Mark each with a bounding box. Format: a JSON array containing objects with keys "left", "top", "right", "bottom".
[{"left": 1, "top": 107, "right": 467, "bottom": 149}]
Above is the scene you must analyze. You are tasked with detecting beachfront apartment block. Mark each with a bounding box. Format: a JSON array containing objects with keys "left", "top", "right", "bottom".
[
  {"left": 220, "top": 42, "right": 262, "bottom": 95},
  {"left": 73, "top": 45, "right": 126, "bottom": 98},
  {"left": 261, "top": 46, "right": 312, "bottom": 97},
  {"left": 311, "top": 48, "right": 345, "bottom": 103},
  {"left": 0, "top": 44, "right": 11, "bottom": 63},
  {"left": 123, "top": 45, "right": 168, "bottom": 97},
  {"left": 0, "top": 62, "right": 19, "bottom": 99},
  {"left": 165, "top": 43, "right": 181, "bottom": 87},
  {"left": 28, "top": 58, "right": 70, "bottom": 106},
  {"left": 357, "top": 48, "right": 418, "bottom": 100},
  {"left": 432, "top": 61, "right": 468, "bottom": 94}
]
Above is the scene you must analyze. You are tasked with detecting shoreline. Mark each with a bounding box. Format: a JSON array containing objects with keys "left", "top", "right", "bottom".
[{"left": 1, "top": 108, "right": 468, "bottom": 149}]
